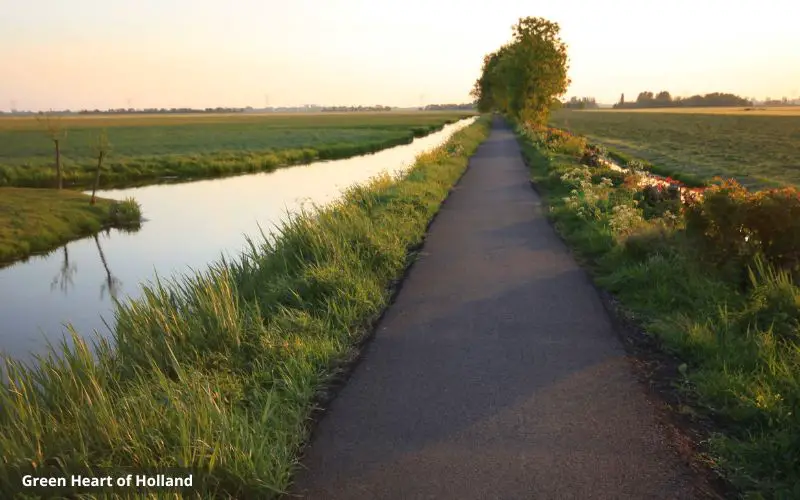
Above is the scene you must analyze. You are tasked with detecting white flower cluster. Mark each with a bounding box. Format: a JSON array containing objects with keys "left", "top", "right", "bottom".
[
  {"left": 609, "top": 204, "right": 644, "bottom": 236},
  {"left": 560, "top": 166, "right": 613, "bottom": 220}
]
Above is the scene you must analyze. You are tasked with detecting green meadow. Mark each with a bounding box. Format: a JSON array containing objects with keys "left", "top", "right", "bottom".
[{"left": 0, "top": 111, "right": 475, "bottom": 189}]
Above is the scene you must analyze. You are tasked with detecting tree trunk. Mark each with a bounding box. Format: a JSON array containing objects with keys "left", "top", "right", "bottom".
[
  {"left": 90, "top": 152, "right": 104, "bottom": 205},
  {"left": 54, "top": 139, "right": 63, "bottom": 190}
]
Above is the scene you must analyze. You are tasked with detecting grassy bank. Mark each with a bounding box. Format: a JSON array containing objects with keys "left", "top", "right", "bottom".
[
  {"left": 0, "top": 118, "right": 491, "bottom": 498},
  {"left": 0, "top": 188, "right": 142, "bottom": 266},
  {"left": 516, "top": 124, "right": 800, "bottom": 498},
  {"left": 0, "top": 111, "right": 474, "bottom": 189},
  {"left": 550, "top": 109, "right": 800, "bottom": 189}
]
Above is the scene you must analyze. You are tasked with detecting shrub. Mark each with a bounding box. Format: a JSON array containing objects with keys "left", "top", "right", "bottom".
[
  {"left": 747, "top": 188, "right": 800, "bottom": 272},
  {"left": 561, "top": 166, "right": 613, "bottom": 221},
  {"left": 636, "top": 184, "right": 682, "bottom": 219},
  {"left": 684, "top": 178, "right": 800, "bottom": 280},
  {"left": 684, "top": 178, "right": 754, "bottom": 265},
  {"left": 534, "top": 127, "right": 587, "bottom": 156},
  {"left": 608, "top": 203, "right": 645, "bottom": 240},
  {"left": 591, "top": 167, "right": 627, "bottom": 187},
  {"left": 580, "top": 144, "right": 607, "bottom": 167}
]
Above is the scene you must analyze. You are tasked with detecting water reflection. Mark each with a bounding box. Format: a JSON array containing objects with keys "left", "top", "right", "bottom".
[
  {"left": 95, "top": 232, "right": 122, "bottom": 301},
  {"left": 51, "top": 246, "right": 77, "bottom": 294},
  {"left": 0, "top": 118, "right": 476, "bottom": 362},
  {"left": 46, "top": 233, "right": 124, "bottom": 300}
]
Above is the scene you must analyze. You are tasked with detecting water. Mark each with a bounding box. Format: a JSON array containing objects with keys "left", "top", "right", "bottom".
[{"left": 0, "top": 118, "right": 476, "bottom": 362}]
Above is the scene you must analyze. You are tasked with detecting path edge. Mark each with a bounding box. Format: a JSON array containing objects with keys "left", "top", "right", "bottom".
[{"left": 285, "top": 142, "right": 483, "bottom": 496}]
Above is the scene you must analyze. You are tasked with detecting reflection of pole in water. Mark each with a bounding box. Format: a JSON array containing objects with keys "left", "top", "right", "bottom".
[
  {"left": 94, "top": 234, "right": 121, "bottom": 301},
  {"left": 51, "top": 245, "right": 76, "bottom": 294}
]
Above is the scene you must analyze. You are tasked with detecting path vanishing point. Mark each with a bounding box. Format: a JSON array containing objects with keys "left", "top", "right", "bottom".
[{"left": 290, "top": 118, "right": 710, "bottom": 499}]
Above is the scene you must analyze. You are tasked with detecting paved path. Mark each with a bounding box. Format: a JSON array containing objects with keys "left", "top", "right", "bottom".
[{"left": 290, "top": 118, "right": 702, "bottom": 499}]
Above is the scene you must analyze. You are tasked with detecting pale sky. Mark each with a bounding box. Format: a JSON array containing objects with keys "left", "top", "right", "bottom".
[{"left": 1, "top": 0, "right": 799, "bottom": 111}]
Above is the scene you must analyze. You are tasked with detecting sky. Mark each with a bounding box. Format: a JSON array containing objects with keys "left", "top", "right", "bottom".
[{"left": 1, "top": 0, "right": 799, "bottom": 111}]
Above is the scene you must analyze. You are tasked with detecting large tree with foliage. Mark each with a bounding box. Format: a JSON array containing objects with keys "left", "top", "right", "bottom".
[{"left": 471, "top": 17, "right": 570, "bottom": 126}]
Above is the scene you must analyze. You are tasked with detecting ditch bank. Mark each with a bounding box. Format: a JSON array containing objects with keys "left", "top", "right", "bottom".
[{"left": 0, "top": 189, "right": 142, "bottom": 267}]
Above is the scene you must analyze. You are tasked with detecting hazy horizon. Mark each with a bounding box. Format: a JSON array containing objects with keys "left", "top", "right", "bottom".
[{"left": 2, "top": 0, "right": 799, "bottom": 112}]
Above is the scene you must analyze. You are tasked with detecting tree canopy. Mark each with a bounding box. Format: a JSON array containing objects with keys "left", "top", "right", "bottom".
[{"left": 470, "top": 17, "right": 570, "bottom": 125}]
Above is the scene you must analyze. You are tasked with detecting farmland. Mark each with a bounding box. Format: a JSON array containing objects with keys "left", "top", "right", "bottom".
[
  {"left": 0, "top": 111, "right": 475, "bottom": 189},
  {"left": 550, "top": 108, "right": 800, "bottom": 189}
]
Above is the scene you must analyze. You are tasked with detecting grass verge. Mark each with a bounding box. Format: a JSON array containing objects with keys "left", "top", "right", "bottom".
[
  {"left": 0, "top": 188, "right": 142, "bottom": 266},
  {"left": 0, "top": 117, "right": 491, "bottom": 498},
  {"left": 516, "top": 124, "right": 800, "bottom": 499}
]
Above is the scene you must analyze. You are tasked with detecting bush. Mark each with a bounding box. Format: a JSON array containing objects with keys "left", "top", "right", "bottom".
[
  {"left": 591, "top": 167, "right": 627, "bottom": 187},
  {"left": 560, "top": 166, "right": 613, "bottom": 221},
  {"left": 636, "top": 184, "right": 682, "bottom": 219},
  {"left": 534, "top": 127, "right": 587, "bottom": 156},
  {"left": 608, "top": 203, "right": 645, "bottom": 240},
  {"left": 580, "top": 144, "right": 606, "bottom": 167},
  {"left": 685, "top": 178, "right": 800, "bottom": 280},
  {"left": 685, "top": 179, "right": 753, "bottom": 264},
  {"left": 747, "top": 188, "right": 800, "bottom": 272}
]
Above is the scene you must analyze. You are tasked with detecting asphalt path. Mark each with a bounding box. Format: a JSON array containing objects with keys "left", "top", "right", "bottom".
[{"left": 290, "top": 117, "right": 703, "bottom": 499}]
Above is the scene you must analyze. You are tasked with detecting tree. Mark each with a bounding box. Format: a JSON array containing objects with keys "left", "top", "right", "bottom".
[
  {"left": 564, "top": 97, "right": 598, "bottom": 109},
  {"left": 471, "top": 48, "right": 510, "bottom": 113},
  {"left": 90, "top": 130, "right": 112, "bottom": 205},
  {"left": 471, "top": 16, "right": 570, "bottom": 126},
  {"left": 655, "top": 91, "right": 672, "bottom": 106},
  {"left": 636, "top": 91, "right": 655, "bottom": 105},
  {"left": 36, "top": 111, "right": 67, "bottom": 189}
]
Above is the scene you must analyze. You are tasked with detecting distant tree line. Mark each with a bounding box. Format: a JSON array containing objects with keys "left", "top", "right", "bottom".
[
  {"left": 321, "top": 105, "right": 393, "bottom": 112},
  {"left": 762, "top": 97, "right": 799, "bottom": 106},
  {"left": 421, "top": 103, "right": 476, "bottom": 111},
  {"left": 562, "top": 97, "right": 599, "bottom": 109},
  {"left": 613, "top": 91, "right": 752, "bottom": 109},
  {"left": 76, "top": 107, "right": 252, "bottom": 114}
]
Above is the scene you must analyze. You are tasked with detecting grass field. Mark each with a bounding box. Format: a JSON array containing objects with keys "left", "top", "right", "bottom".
[
  {"left": 589, "top": 106, "right": 800, "bottom": 116},
  {"left": 0, "top": 118, "right": 491, "bottom": 498},
  {"left": 0, "top": 111, "right": 475, "bottom": 189},
  {"left": 550, "top": 109, "right": 800, "bottom": 189},
  {"left": 0, "top": 188, "right": 141, "bottom": 266}
]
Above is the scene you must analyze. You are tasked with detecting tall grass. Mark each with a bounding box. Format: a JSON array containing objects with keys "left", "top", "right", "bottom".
[
  {"left": 0, "top": 117, "right": 490, "bottom": 498},
  {"left": 517, "top": 124, "right": 800, "bottom": 498}
]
